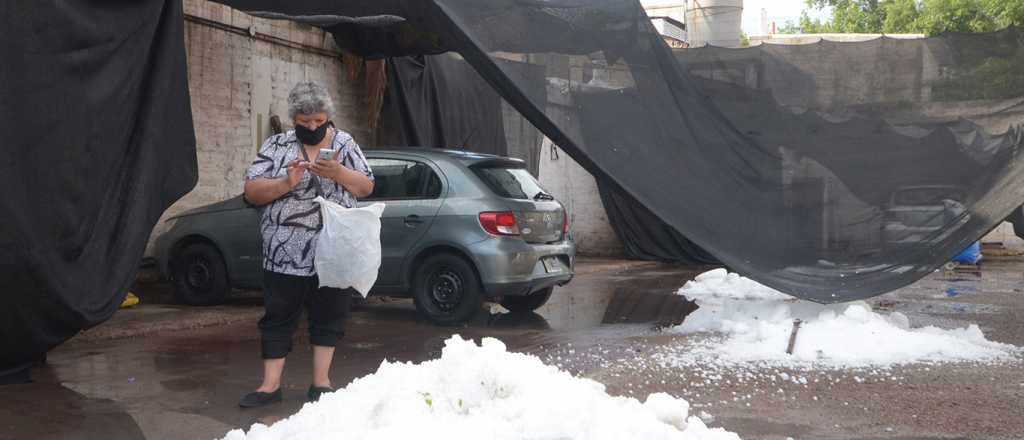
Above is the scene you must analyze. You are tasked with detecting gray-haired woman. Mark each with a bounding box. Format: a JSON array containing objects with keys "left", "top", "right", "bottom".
[{"left": 239, "top": 81, "right": 374, "bottom": 408}]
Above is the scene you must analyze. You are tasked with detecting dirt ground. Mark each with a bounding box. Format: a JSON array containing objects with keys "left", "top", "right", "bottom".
[{"left": 0, "top": 258, "right": 1021, "bottom": 439}]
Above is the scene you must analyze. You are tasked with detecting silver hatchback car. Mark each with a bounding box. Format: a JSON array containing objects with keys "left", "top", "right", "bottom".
[{"left": 154, "top": 149, "right": 576, "bottom": 324}]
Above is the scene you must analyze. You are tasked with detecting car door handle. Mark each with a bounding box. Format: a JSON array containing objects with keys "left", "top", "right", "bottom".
[{"left": 404, "top": 215, "right": 424, "bottom": 226}]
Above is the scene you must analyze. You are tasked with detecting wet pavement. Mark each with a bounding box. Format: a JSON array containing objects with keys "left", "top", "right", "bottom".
[{"left": 1, "top": 258, "right": 1022, "bottom": 439}]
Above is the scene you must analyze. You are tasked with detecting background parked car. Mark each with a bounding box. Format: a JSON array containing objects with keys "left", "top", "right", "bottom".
[
  {"left": 881, "top": 185, "right": 967, "bottom": 248},
  {"left": 153, "top": 149, "right": 576, "bottom": 324}
]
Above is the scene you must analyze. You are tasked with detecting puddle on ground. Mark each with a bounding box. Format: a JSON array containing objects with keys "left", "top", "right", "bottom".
[{"left": 533, "top": 268, "right": 702, "bottom": 331}]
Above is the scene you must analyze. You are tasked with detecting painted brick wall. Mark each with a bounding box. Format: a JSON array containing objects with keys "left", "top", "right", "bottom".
[{"left": 145, "top": 0, "right": 368, "bottom": 256}]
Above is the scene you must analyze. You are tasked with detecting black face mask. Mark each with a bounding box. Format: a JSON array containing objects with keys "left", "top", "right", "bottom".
[{"left": 295, "top": 120, "right": 331, "bottom": 145}]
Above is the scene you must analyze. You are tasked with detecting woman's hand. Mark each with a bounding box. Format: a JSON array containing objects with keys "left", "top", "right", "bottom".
[
  {"left": 309, "top": 150, "right": 374, "bottom": 197},
  {"left": 308, "top": 150, "right": 344, "bottom": 181},
  {"left": 244, "top": 160, "right": 307, "bottom": 206},
  {"left": 285, "top": 159, "right": 308, "bottom": 188}
]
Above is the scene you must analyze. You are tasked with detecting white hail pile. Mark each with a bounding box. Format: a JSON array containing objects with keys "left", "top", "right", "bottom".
[
  {"left": 666, "top": 268, "right": 1019, "bottom": 369},
  {"left": 222, "top": 336, "right": 742, "bottom": 440}
]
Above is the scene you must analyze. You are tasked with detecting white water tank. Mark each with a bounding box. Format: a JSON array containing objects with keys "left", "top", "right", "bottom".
[{"left": 686, "top": 0, "right": 744, "bottom": 47}]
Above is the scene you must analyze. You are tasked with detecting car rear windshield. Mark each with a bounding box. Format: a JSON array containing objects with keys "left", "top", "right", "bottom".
[{"left": 472, "top": 166, "right": 549, "bottom": 200}]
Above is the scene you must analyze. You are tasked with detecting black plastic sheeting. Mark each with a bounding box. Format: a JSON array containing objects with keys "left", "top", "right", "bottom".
[
  {"left": 1009, "top": 206, "right": 1024, "bottom": 239},
  {"left": 377, "top": 53, "right": 546, "bottom": 174},
  {"left": 227, "top": 1, "right": 456, "bottom": 59},
  {"left": 598, "top": 183, "right": 720, "bottom": 264},
  {"left": 0, "top": 1, "right": 197, "bottom": 374},
  {"left": 378, "top": 55, "right": 509, "bottom": 156}
]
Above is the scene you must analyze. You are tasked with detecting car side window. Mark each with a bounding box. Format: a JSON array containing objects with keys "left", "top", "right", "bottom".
[{"left": 364, "top": 158, "right": 442, "bottom": 201}]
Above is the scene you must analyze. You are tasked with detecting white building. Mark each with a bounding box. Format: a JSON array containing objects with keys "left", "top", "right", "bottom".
[
  {"left": 643, "top": 0, "right": 745, "bottom": 48},
  {"left": 650, "top": 16, "right": 689, "bottom": 48}
]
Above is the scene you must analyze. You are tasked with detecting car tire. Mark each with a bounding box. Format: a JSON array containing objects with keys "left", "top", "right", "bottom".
[
  {"left": 412, "top": 253, "right": 482, "bottom": 325},
  {"left": 171, "top": 243, "right": 230, "bottom": 306},
  {"left": 500, "top": 287, "right": 554, "bottom": 313}
]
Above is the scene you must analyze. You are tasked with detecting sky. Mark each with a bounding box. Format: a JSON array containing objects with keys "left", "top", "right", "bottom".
[{"left": 741, "top": 0, "right": 832, "bottom": 35}]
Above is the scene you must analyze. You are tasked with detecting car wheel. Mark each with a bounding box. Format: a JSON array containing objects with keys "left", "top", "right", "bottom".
[
  {"left": 412, "top": 253, "right": 482, "bottom": 325},
  {"left": 500, "top": 287, "right": 554, "bottom": 313},
  {"left": 171, "top": 243, "right": 230, "bottom": 306}
]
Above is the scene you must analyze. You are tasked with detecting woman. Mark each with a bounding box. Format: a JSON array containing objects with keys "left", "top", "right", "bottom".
[{"left": 239, "top": 81, "right": 374, "bottom": 408}]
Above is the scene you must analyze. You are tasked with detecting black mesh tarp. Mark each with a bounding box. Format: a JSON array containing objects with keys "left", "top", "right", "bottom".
[
  {"left": 0, "top": 1, "right": 196, "bottom": 375},
  {"left": 377, "top": 53, "right": 546, "bottom": 173},
  {"left": 219, "top": 0, "right": 1024, "bottom": 303},
  {"left": 433, "top": 3, "right": 1024, "bottom": 303},
  {"left": 598, "top": 182, "right": 720, "bottom": 264},
  {"left": 378, "top": 55, "right": 510, "bottom": 155},
  {"left": 6, "top": 0, "right": 1024, "bottom": 373}
]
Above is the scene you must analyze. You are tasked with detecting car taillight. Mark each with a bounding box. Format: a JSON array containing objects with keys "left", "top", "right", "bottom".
[
  {"left": 479, "top": 211, "right": 520, "bottom": 236},
  {"left": 562, "top": 207, "right": 570, "bottom": 235}
]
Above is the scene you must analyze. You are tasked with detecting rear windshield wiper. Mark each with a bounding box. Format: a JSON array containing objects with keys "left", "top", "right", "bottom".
[{"left": 533, "top": 192, "right": 555, "bottom": 201}]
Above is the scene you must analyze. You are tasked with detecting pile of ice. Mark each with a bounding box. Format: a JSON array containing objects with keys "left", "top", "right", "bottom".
[
  {"left": 668, "top": 269, "right": 1019, "bottom": 368},
  {"left": 222, "top": 336, "right": 741, "bottom": 440},
  {"left": 677, "top": 269, "right": 791, "bottom": 301}
]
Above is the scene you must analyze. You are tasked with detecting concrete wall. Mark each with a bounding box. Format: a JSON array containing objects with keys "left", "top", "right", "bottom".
[
  {"left": 643, "top": 1, "right": 688, "bottom": 25},
  {"left": 537, "top": 76, "right": 625, "bottom": 257},
  {"left": 751, "top": 33, "right": 925, "bottom": 45},
  {"left": 985, "top": 222, "right": 1024, "bottom": 253},
  {"left": 145, "top": 0, "right": 368, "bottom": 256},
  {"left": 538, "top": 139, "right": 625, "bottom": 257}
]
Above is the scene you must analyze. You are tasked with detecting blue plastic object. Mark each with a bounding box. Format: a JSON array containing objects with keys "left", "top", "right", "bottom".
[{"left": 951, "top": 242, "right": 982, "bottom": 264}]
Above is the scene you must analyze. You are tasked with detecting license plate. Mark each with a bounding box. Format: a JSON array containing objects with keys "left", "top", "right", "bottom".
[{"left": 542, "top": 257, "right": 562, "bottom": 273}]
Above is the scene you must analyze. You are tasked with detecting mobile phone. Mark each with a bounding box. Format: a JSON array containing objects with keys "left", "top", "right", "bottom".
[{"left": 316, "top": 148, "right": 335, "bottom": 162}]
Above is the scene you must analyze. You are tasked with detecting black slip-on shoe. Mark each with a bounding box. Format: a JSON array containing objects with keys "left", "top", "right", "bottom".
[
  {"left": 239, "top": 389, "right": 282, "bottom": 408},
  {"left": 307, "top": 385, "right": 333, "bottom": 402}
]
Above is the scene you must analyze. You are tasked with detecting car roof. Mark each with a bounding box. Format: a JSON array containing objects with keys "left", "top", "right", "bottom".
[{"left": 365, "top": 147, "right": 526, "bottom": 168}]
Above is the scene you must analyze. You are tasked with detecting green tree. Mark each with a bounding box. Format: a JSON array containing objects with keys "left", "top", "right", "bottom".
[
  {"left": 806, "top": 0, "right": 876, "bottom": 10},
  {"left": 799, "top": 0, "right": 892, "bottom": 33},
  {"left": 981, "top": 0, "right": 1024, "bottom": 27},
  {"left": 829, "top": 0, "right": 886, "bottom": 32},
  {"left": 913, "top": 0, "right": 997, "bottom": 35},
  {"left": 740, "top": 32, "right": 751, "bottom": 47},
  {"left": 798, "top": 10, "right": 831, "bottom": 33},
  {"left": 778, "top": 19, "right": 802, "bottom": 34},
  {"left": 799, "top": 0, "right": 1018, "bottom": 36},
  {"left": 881, "top": 0, "right": 920, "bottom": 33}
]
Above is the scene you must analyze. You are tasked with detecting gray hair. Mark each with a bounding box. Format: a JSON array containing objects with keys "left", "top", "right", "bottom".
[{"left": 287, "top": 80, "right": 334, "bottom": 120}]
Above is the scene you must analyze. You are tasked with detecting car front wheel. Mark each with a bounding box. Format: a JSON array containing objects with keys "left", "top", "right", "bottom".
[
  {"left": 171, "top": 243, "right": 230, "bottom": 306},
  {"left": 412, "top": 253, "right": 482, "bottom": 325}
]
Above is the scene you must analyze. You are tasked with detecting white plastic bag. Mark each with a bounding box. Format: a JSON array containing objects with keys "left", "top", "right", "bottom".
[{"left": 313, "top": 197, "right": 386, "bottom": 297}]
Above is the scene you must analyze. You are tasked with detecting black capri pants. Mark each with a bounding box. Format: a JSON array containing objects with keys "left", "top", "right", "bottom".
[{"left": 259, "top": 271, "right": 352, "bottom": 359}]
